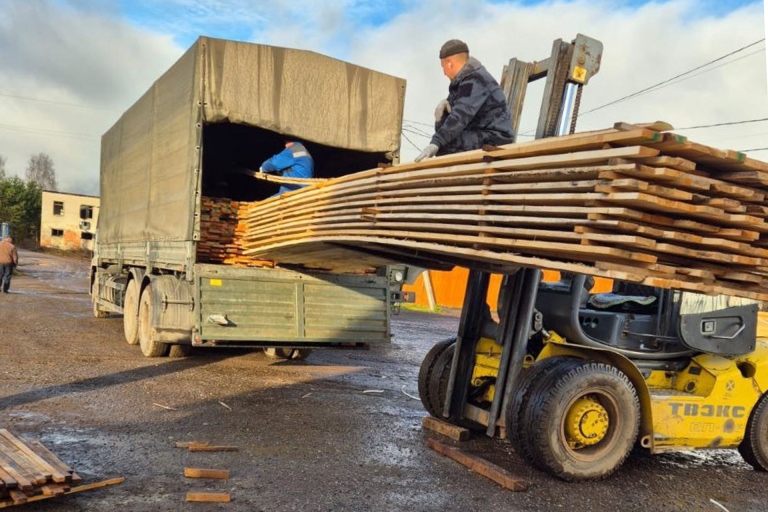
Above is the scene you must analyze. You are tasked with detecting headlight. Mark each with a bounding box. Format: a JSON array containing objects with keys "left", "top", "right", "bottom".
[{"left": 391, "top": 270, "right": 404, "bottom": 283}]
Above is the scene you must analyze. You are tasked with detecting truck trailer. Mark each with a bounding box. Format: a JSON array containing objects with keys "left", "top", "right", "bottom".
[{"left": 90, "top": 36, "right": 408, "bottom": 359}]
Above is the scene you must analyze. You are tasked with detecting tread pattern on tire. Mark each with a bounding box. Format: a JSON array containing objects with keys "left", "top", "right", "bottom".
[
  {"left": 505, "top": 357, "right": 582, "bottom": 464},
  {"left": 525, "top": 361, "right": 640, "bottom": 481},
  {"left": 739, "top": 392, "right": 768, "bottom": 471},
  {"left": 123, "top": 279, "right": 140, "bottom": 345},
  {"left": 417, "top": 337, "right": 457, "bottom": 418},
  {"left": 138, "top": 284, "right": 168, "bottom": 358}
]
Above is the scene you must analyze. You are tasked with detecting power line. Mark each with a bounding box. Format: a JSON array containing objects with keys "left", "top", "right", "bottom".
[
  {"left": 742, "top": 147, "right": 768, "bottom": 152},
  {"left": 0, "top": 122, "right": 98, "bottom": 141},
  {"left": 578, "top": 38, "right": 765, "bottom": 117},
  {"left": 676, "top": 118, "right": 768, "bottom": 130},
  {"left": 0, "top": 91, "right": 114, "bottom": 111}
]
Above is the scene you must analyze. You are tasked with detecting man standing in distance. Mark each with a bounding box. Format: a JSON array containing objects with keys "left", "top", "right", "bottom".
[
  {"left": 415, "top": 39, "right": 515, "bottom": 162},
  {"left": 0, "top": 236, "right": 18, "bottom": 293}
]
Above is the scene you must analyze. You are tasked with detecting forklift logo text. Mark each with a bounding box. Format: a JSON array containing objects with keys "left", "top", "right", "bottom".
[{"left": 670, "top": 403, "right": 746, "bottom": 418}]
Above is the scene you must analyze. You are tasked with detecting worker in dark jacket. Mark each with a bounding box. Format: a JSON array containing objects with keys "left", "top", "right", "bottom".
[
  {"left": 260, "top": 141, "right": 314, "bottom": 196},
  {"left": 416, "top": 39, "right": 514, "bottom": 162},
  {"left": 0, "top": 236, "right": 19, "bottom": 293}
]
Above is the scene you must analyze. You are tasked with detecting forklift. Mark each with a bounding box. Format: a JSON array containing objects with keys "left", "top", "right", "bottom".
[{"left": 418, "top": 35, "right": 768, "bottom": 481}]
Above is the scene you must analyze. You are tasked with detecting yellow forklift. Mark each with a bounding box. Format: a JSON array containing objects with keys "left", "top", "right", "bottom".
[{"left": 418, "top": 35, "right": 768, "bottom": 481}]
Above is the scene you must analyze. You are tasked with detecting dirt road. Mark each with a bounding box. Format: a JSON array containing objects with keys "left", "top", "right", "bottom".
[{"left": 1, "top": 250, "right": 766, "bottom": 511}]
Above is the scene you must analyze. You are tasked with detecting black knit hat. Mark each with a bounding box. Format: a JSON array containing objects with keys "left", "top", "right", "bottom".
[{"left": 439, "top": 39, "right": 469, "bottom": 59}]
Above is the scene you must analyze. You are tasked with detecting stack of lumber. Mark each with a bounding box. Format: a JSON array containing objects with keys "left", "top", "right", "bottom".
[
  {"left": 236, "top": 122, "right": 768, "bottom": 301},
  {"left": 197, "top": 197, "right": 273, "bottom": 268},
  {"left": 0, "top": 429, "right": 84, "bottom": 507}
]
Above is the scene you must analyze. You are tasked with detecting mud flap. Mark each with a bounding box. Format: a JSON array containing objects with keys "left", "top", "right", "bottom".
[{"left": 678, "top": 304, "right": 758, "bottom": 356}]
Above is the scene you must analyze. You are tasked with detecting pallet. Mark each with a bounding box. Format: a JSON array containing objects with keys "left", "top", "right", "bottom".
[{"left": 0, "top": 430, "right": 122, "bottom": 508}]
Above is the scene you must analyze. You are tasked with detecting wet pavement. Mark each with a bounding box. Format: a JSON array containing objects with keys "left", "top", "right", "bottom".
[{"left": 1, "top": 249, "right": 767, "bottom": 511}]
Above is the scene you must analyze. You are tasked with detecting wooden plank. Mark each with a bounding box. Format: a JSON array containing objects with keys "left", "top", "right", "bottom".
[
  {"left": 184, "top": 468, "right": 230, "bottom": 480},
  {"left": 422, "top": 417, "right": 470, "bottom": 442},
  {"left": 0, "top": 430, "right": 67, "bottom": 483},
  {"left": 188, "top": 445, "right": 239, "bottom": 452},
  {"left": 0, "top": 477, "right": 125, "bottom": 509},
  {"left": 426, "top": 438, "right": 528, "bottom": 491},
  {"left": 26, "top": 441, "right": 75, "bottom": 480},
  {"left": 186, "top": 492, "right": 231, "bottom": 503}
]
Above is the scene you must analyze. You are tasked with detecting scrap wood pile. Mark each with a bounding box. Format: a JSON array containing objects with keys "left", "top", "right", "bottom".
[
  {"left": 197, "top": 196, "right": 274, "bottom": 268},
  {"left": 234, "top": 121, "right": 768, "bottom": 301},
  {"left": 0, "top": 429, "right": 123, "bottom": 508}
]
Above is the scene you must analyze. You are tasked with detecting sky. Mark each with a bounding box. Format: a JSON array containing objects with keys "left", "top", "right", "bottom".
[{"left": 0, "top": 0, "right": 765, "bottom": 196}]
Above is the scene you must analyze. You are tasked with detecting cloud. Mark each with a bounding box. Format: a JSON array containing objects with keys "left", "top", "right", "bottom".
[
  {"left": 0, "top": 0, "right": 764, "bottom": 196},
  {"left": 0, "top": 0, "right": 182, "bottom": 194}
]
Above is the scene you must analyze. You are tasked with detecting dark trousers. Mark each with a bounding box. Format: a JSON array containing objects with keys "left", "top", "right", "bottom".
[{"left": 0, "top": 264, "right": 12, "bottom": 292}]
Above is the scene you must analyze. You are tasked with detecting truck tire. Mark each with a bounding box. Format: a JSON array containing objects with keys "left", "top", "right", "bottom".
[
  {"left": 123, "top": 279, "right": 140, "bottom": 345},
  {"left": 168, "top": 344, "right": 191, "bottom": 358},
  {"left": 264, "top": 348, "right": 294, "bottom": 359},
  {"left": 138, "top": 284, "right": 169, "bottom": 358},
  {"left": 290, "top": 349, "right": 312, "bottom": 360},
  {"left": 417, "top": 337, "right": 457, "bottom": 418},
  {"left": 739, "top": 392, "right": 768, "bottom": 471},
  {"left": 92, "top": 282, "right": 108, "bottom": 318},
  {"left": 505, "top": 357, "right": 581, "bottom": 465},
  {"left": 526, "top": 361, "right": 640, "bottom": 481}
]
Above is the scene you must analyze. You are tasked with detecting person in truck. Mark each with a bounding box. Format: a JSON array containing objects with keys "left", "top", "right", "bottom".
[
  {"left": 260, "top": 141, "right": 315, "bottom": 196},
  {"left": 415, "top": 39, "right": 515, "bottom": 162},
  {"left": 0, "top": 236, "right": 19, "bottom": 293}
]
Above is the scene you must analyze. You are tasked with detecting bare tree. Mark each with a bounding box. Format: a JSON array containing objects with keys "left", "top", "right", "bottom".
[{"left": 25, "top": 153, "right": 57, "bottom": 191}]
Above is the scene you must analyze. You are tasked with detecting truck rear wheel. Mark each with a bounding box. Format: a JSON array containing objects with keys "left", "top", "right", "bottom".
[
  {"left": 123, "top": 279, "right": 140, "bottom": 345},
  {"left": 526, "top": 361, "right": 640, "bottom": 481},
  {"left": 138, "top": 284, "right": 168, "bottom": 358},
  {"left": 417, "top": 337, "right": 457, "bottom": 418},
  {"left": 739, "top": 392, "right": 768, "bottom": 471},
  {"left": 264, "top": 348, "right": 294, "bottom": 359}
]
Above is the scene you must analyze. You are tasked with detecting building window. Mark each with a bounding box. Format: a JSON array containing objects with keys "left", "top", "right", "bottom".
[
  {"left": 51, "top": 228, "right": 64, "bottom": 237},
  {"left": 81, "top": 232, "right": 94, "bottom": 240},
  {"left": 53, "top": 201, "right": 64, "bottom": 216},
  {"left": 80, "top": 205, "right": 94, "bottom": 219}
]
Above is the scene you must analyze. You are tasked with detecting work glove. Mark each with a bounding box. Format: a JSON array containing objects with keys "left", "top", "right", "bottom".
[
  {"left": 415, "top": 144, "right": 439, "bottom": 163},
  {"left": 434, "top": 99, "right": 451, "bottom": 123}
]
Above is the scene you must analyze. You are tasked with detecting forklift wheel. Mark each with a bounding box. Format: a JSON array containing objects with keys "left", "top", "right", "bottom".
[
  {"left": 526, "top": 361, "right": 640, "bottom": 481},
  {"left": 505, "top": 357, "right": 582, "bottom": 466},
  {"left": 739, "top": 392, "right": 768, "bottom": 471},
  {"left": 427, "top": 343, "right": 456, "bottom": 419},
  {"left": 417, "top": 337, "right": 457, "bottom": 418}
]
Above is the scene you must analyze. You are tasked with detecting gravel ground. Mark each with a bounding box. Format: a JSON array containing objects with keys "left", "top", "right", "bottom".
[{"left": 1, "top": 249, "right": 767, "bottom": 511}]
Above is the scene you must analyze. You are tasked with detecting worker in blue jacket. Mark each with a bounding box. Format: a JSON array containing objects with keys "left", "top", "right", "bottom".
[
  {"left": 260, "top": 141, "right": 314, "bottom": 195},
  {"left": 416, "top": 39, "right": 514, "bottom": 162}
]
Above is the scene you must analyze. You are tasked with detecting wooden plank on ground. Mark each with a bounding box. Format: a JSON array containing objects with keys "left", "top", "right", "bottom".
[
  {"left": 426, "top": 438, "right": 528, "bottom": 491},
  {"left": 184, "top": 468, "right": 230, "bottom": 480},
  {"left": 422, "top": 417, "right": 470, "bottom": 442},
  {"left": 186, "top": 492, "right": 231, "bottom": 503}
]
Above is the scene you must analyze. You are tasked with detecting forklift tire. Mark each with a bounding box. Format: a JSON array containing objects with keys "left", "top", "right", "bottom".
[
  {"left": 138, "top": 284, "right": 169, "bottom": 358},
  {"left": 417, "top": 337, "right": 457, "bottom": 418},
  {"left": 123, "top": 279, "right": 140, "bottom": 345},
  {"left": 427, "top": 343, "right": 456, "bottom": 419},
  {"left": 739, "top": 392, "right": 768, "bottom": 471},
  {"left": 526, "top": 361, "right": 640, "bottom": 481},
  {"left": 505, "top": 357, "right": 582, "bottom": 465}
]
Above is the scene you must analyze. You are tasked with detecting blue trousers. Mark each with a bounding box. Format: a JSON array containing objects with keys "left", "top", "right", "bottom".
[{"left": 0, "top": 264, "right": 12, "bottom": 292}]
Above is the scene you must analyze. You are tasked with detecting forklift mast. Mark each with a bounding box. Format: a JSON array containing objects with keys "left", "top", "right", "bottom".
[{"left": 442, "top": 35, "right": 604, "bottom": 436}]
